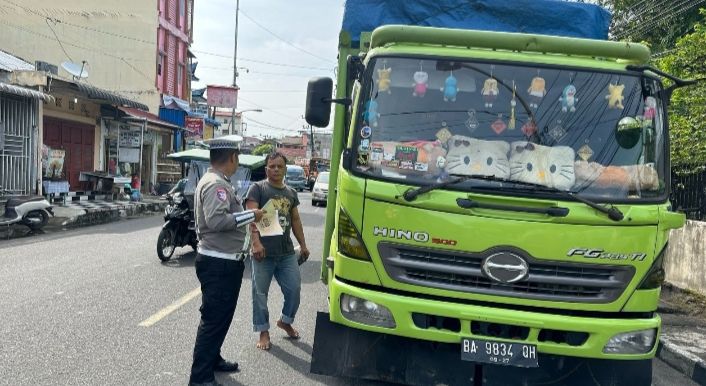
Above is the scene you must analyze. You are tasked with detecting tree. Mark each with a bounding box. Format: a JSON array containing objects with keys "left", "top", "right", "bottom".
[
  {"left": 252, "top": 144, "right": 274, "bottom": 156},
  {"left": 656, "top": 13, "right": 706, "bottom": 169},
  {"left": 594, "top": 0, "right": 704, "bottom": 54}
]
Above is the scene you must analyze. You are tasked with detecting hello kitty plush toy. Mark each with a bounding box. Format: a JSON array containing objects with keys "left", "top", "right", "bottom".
[{"left": 413, "top": 71, "right": 429, "bottom": 97}]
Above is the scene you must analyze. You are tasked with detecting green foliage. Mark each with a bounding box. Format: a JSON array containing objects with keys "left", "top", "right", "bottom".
[
  {"left": 252, "top": 143, "right": 274, "bottom": 156},
  {"left": 657, "top": 15, "right": 706, "bottom": 168},
  {"left": 596, "top": 0, "right": 704, "bottom": 53}
]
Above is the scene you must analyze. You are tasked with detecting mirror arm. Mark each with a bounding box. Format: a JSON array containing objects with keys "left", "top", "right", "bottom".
[
  {"left": 323, "top": 97, "right": 353, "bottom": 106},
  {"left": 626, "top": 65, "right": 700, "bottom": 89}
]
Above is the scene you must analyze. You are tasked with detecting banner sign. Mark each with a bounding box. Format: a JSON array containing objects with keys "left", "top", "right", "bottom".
[{"left": 207, "top": 85, "right": 238, "bottom": 108}]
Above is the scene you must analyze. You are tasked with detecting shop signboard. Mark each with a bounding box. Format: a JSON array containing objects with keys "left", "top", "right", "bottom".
[
  {"left": 185, "top": 117, "right": 204, "bottom": 136},
  {"left": 207, "top": 85, "right": 238, "bottom": 108},
  {"left": 119, "top": 130, "right": 141, "bottom": 147}
]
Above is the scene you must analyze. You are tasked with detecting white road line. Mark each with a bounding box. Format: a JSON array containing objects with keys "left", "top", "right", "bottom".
[{"left": 138, "top": 287, "right": 201, "bottom": 327}]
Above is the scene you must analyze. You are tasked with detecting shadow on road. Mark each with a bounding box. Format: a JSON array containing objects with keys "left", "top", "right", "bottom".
[
  {"left": 160, "top": 251, "right": 196, "bottom": 268},
  {"left": 268, "top": 344, "right": 326, "bottom": 383}
]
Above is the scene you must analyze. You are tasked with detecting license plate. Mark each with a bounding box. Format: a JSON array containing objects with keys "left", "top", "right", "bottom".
[{"left": 461, "top": 338, "right": 538, "bottom": 368}]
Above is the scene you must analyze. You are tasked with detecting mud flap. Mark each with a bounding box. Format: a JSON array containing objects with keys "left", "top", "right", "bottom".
[
  {"left": 310, "top": 312, "right": 653, "bottom": 386},
  {"left": 310, "top": 312, "right": 477, "bottom": 385}
]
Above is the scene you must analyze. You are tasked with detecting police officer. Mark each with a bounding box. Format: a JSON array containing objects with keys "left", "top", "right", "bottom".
[{"left": 189, "top": 137, "right": 264, "bottom": 386}]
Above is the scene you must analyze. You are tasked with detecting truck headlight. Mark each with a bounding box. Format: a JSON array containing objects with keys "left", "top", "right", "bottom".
[
  {"left": 340, "top": 294, "right": 396, "bottom": 328},
  {"left": 603, "top": 328, "right": 657, "bottom": 354}
]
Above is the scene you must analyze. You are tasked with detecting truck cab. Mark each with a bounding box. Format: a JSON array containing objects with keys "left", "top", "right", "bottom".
[{"left": 304, "top": 3, "right": 694, "bottom": 385}]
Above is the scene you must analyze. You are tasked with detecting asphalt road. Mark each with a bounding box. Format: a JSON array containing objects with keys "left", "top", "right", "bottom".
[{"left": 0, "top": 192, "right": 698, "bottom": 386}]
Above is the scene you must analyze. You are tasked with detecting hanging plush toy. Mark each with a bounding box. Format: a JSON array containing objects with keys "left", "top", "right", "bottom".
[
  {"left": 442, "top": 71, "right": 458, "bottom": 102},
  {"left": 559, "top": 85, "right": 578, "bottom": 113},
  {"left": 643, "top": 96, "right": 657, "bottom": 120},
  {"left": 362, "top": 100, "right": 380, "bottom": 127},
  {"left": 412, "top": 70, "right": 429, "bottom": 97},
  {"left": 527, "top": 76, "right": 546, "bottom": 109},
  {"left": 466, "top": 109, "right": 479, "bottom": 132},
  {"left": 509, "top": 82, "right": 517, "bottom": 130},
  {"left": 377, "top": 68, "right": 392, "bottom": 94},
  {"left": 606, "top": 83, "right": 625, "bottom": 109},
  {"left": 482, "top": 78, "right": 499, "bottom": 108}
]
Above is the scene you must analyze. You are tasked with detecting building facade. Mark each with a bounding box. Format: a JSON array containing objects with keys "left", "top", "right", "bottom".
[{"left": 157, "top": 0, "right": 194, "bottom": 103}]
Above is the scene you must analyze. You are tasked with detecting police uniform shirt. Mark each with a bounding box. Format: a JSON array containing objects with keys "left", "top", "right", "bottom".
[{"left": 194, "top": 168, "right": 250, "bottom": 259}]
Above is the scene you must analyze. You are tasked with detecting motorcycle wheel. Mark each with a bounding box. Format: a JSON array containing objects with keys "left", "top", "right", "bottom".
[
  {"left": 157, "top": 228, "right": 176, "bottom": 262},
  {"left": 25, "top": 210, "right": 49, "bottom": 231}
]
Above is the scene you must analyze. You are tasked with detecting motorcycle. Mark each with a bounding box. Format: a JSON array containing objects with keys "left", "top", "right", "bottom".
[
  {"left": 157, "top": 190, "right": 197, "bottom": 262},
  {"left": 0, "top": 186, "right": 54, "bottom": 232}
]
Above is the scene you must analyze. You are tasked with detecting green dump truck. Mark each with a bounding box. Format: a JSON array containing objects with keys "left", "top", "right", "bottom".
[{"left": 303, "top": 1, "right": 696, "bottom": 384}]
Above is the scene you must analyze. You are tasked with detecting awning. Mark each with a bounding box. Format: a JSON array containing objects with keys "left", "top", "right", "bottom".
[
  {"left": 162, "top": 95, "right": 191, "bottom": 112},
  {"left": 118, "top": 106, "right": 181, "bottom": 132},
  {"left": 0, "top": 81, "right": 54, "bottom": 103},
  {"left": 75, "top": 82, "right": 149, "bottom": 111}
]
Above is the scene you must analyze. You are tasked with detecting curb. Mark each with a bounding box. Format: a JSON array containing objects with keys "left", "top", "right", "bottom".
[
  {"left": 57, "top": 201, "right": 168, "bottom": 229},
  {"left": 657, "top": 339, "right": 706, "bottom": 385}
]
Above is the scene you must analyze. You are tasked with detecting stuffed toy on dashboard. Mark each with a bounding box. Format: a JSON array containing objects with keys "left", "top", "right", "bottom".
[
  {"left": 509, "top": 142, "right": 576, "bottom": 191},
  {"left": 445, "top": 135, "right": 510, "bottom": 178},
  {"left": 574, "top": 161, "right": 659, "bottom": 191}
]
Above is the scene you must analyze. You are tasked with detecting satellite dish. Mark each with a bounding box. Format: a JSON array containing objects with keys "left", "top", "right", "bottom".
[{"left": 61, "top": 61, "right": 89, "bottom": 79}]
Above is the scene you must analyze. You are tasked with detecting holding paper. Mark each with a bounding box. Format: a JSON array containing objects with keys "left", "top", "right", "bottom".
[{"left": 255, "top": 199, "right": 284, "bottom": 236}]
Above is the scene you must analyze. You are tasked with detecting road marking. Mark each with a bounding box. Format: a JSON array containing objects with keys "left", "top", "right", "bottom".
[{"left": 139, "top": 287, "right": 201, "bottom": 327}]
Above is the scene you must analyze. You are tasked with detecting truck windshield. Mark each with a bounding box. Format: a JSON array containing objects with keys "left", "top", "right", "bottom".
[{"left": 353, "top": 56, "right": 667, "bottom": 202}]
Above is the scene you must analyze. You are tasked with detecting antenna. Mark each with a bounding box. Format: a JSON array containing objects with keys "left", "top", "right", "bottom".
[{"left": 61, "top": 61, "right": 89, "bottom": 80}]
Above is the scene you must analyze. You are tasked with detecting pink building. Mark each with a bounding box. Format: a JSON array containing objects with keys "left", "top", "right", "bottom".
[
  {"left": 277, "top": 135, "right": 309, "bottom": 161},
  {"left": 157, "top": 0, "right": 194, "bottom": 101}
]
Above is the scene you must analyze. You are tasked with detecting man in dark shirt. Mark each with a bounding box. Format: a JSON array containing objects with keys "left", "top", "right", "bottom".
[{"left": 246, "top": 152, "right": 310, "bottom": 350}]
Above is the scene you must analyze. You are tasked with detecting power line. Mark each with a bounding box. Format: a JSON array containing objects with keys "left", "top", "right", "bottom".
[
  {"left": 238, "top": 96, "right": 301, "bottom": 120},
  {"left": 44, "top": 18, "right": 74, "bottom": 62},
  {"left": 614, "top": 0, "right": 702, "bottom": 39},
  {"left": 238, "top": 9, "right": 335, "bottom": 64},
  {"left": 192, "top": 49, "right": 332, "bottom": 71},
  {"left": 626, "top": 0, "right": 706, "bottom": 38}
]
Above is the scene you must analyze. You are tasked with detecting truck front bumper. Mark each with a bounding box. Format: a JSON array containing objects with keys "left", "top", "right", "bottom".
[{"left": 328, "top": 276, "right": 660, "bottom": 360}]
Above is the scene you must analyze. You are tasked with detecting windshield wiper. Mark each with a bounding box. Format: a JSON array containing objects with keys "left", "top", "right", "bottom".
[
  {"left": 454, "top": 174, "right": 624, "bottom": 221},
  {"left": 398, "top": 176, "right": 470, "bottom": 202}
]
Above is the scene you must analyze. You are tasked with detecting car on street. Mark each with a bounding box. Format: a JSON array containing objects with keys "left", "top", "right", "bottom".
[
  {"left": 311, "top": 171, "right": 329, "bottom": 206},
  {"left": 285, "top": 164, "right": 307, "bottom": 191}
]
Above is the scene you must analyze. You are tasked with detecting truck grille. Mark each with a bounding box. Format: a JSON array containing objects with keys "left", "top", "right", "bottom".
[{"left": 378, "top": 243, "right": 634, "bottom": 303}]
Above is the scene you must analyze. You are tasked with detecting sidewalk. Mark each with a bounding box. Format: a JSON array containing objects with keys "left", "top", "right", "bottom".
[
  {"left": 1, "top": 196, "right": 168, "bottom": 239},
  {"left": 658, "top": 283, "right": 706, "bottom": 386}
]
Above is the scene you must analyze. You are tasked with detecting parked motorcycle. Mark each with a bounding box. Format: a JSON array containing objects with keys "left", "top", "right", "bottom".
[
  {"left": 157, "top": 191, "right": 197, "bottom": 261},
  {"left": 0, "top": 187, "right": 54, "bottom": 231}
]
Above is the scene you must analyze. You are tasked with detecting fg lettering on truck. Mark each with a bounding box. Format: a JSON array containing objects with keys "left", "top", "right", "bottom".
[{"left": 303, "top": 1, "right": 697, "bottom": 385}]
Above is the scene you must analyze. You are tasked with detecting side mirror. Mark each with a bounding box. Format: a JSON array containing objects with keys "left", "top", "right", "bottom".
[{"left": 305, "top": 77, "right": 334, "bottom": 127}]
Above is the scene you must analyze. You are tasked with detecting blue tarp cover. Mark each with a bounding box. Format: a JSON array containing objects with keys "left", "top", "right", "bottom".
[{"left": 343, "top": 0, "right": 611, "bottom": 45}]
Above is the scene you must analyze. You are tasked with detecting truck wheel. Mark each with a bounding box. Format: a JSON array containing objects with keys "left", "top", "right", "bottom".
[{"left": 157, "top": 228, "right": 176, "bottom": 261}]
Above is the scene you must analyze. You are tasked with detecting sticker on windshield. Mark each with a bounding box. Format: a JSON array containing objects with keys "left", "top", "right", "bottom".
[
  {"left": 371, "top": 145, "right": 384, "bottom": 162},
  {"left": 578, "top": 144, "right": 594, "bottom": 161},
  {"left": 548, "top": 120, "right": 566, "bottom": 142},
  {"left": 357, "top": 153, "right": 369, "bottom": 166},
  {"left": 360, "top": 126, "right": 372, "bottom": 139},
  {"left": 414, "top": 162, "right": 429, "bottom": 172},
  {"left": 359, "top": 138, "right": 371, "bottom": 153},
  {"left": 395, "top": 145, "right": 418, "bottom": 163}
]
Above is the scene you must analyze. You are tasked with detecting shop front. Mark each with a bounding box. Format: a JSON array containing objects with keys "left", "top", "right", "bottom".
[{"left": 43, "top": 78, "right": 149, "bottom": 197}]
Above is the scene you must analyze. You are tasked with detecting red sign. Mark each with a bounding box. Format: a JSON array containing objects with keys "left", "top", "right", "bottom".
[
  {"left": 185, "top": 117, "right": 204, "bottom": 136},
  {"left": 207, "top": 85, "right": 238, "bottom": 108}
]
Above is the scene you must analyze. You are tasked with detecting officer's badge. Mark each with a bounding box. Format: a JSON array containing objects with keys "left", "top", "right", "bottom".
[{"left": 216, "top": 188, "right": 227, "bottom": 202}]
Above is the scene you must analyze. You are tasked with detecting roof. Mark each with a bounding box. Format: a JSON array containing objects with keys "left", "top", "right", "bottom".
[
  {"left": 0, "top": 81, "right": 54, "bottom": 102},
  {"left": 279, "top": 136, "right": 304, "bottom": 145},
  {"left": 0, "top": 50, "right": 33, "bottom": 72},
  {"left": 167, "top": 148, "right": 266, "bottom": 168},
  {"left": 51, "top": 80, "right": 149, "bottom": 110},
  {"left": 118, "top": 107, "right": 181, "bottom": 131}
]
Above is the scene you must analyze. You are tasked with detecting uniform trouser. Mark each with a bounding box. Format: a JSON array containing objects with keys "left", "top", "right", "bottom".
[{"left": 189, "top": 254, "right": 245, "bottom": 384}]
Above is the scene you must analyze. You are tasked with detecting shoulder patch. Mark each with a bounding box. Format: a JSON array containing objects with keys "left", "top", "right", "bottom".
[{"left": 216, "top": 187, "right": 227, "bottom": 202}]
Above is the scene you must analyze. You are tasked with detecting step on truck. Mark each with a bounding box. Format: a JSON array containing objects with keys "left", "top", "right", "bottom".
[{"left": 303, "top": 1, "right": 697, "bottom": 384}]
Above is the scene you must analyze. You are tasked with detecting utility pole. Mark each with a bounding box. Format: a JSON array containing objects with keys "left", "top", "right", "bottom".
[
  {"left": 230, "top": 0, "right": 240, "bottom": 135},
  {"left": 309, "top": 124, "right": 315, "bottom": 158}
]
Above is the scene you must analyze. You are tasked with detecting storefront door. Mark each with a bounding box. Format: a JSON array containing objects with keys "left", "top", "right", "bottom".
[{"left": 44, "top": 117, "right": 94, "bottom": 190}]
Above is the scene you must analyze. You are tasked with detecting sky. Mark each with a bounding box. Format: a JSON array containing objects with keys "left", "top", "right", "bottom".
[{"left": 191, "top": 0, "right": 345, "bottom": 138}]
